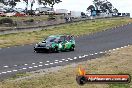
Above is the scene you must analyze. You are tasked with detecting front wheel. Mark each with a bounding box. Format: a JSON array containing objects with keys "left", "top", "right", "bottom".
[
  {"left": 53, "top": 46, "right": 60, "bottom": 53},
  {"left": 70, "top": 45, "right": 75, "bottom": 51}
]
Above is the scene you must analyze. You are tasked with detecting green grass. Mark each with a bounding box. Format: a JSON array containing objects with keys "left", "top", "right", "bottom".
[
  {"left": 109, "top": 84, "right": 130, "bottom": 88},
  {"left": 0, "top": 15, "right": 63, "bottom": 22},
  {"left": 0, "top": 15, "right": 49, "bottom": 21},
  {"left": 0, "top": 17, "right": 132, "bottom": 48}
]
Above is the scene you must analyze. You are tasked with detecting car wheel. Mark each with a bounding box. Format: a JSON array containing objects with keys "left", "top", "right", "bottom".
[
  {"left": 54, "top": 46, "right": 59, "bottom": 53},
  {"left": 70, "top": 45, "right": 75, "bottom": 51}
]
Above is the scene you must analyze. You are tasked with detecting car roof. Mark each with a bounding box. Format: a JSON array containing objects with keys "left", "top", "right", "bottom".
[{"left": 49, "top": 35, "right": 67, "bottom": 38}]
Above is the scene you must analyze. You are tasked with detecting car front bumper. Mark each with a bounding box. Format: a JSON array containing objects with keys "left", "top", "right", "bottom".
[{"left": 34, "top": 47, "right": 53, "bottom": 52}]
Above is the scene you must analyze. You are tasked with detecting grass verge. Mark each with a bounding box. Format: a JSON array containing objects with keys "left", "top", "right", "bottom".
[
  {"left": 0, "top": 42, "right": 132, "bottom": 88},
  {"left": 0, "top": 15, "right": 49, "bottom": 22},
  {"left": 0, "top": 17, "right": 132, "bottom": 48}
]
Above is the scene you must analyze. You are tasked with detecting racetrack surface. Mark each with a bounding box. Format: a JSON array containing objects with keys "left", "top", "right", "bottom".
[{"left": 0, "top": 23, "right": 132, "bottom": 79}]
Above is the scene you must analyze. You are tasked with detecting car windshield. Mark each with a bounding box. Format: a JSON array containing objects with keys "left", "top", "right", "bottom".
[{"left": 45, "top": 37, "right": 57, "bottom": 42}]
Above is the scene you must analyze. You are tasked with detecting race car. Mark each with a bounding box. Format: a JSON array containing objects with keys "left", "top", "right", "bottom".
[{"left": 34, "top": 35, "right": 75, "bottom": 53}]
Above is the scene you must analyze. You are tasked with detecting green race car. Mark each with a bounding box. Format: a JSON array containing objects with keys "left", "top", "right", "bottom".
[{"left": 34, "top": 35, "right": 75, "bottom": 53}]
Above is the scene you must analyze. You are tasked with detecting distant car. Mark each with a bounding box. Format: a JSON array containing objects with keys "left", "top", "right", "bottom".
[
  {"left": 15, "top": 12, "right": 26, "bottom": 17},
  {"left": 0, "top": 12, "right": 5, "bottom": 17},
  {"left": 34, "top": 35, "right": 75, "bottom": 53},
  {"left": 34, "top": 10, "right": 40, "bottom": 16},
  {"left": 5, "top": 12, "right": 16, "bottom": 17}
]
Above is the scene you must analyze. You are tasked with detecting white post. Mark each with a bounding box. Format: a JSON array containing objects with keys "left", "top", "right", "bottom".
[{"left": 130, "top": 13, "right": 132, "bottom": 18}]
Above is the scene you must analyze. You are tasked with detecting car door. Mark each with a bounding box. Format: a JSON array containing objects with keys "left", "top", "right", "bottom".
[
  {"left": 64, "top": 36, "right": 72, "bottom": 49},
  {"left": 59, "top": 36, "right": 66, "bottom": 50}
]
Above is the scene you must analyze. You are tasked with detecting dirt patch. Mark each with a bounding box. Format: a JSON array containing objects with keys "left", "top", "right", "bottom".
[{"left": 0, "top": 40, "right": 11, "bottom": 44}]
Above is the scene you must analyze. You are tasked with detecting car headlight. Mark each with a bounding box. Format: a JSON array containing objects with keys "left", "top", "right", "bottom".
[{"left": 35, "top": 44, "right": 38, "bottom": 46}]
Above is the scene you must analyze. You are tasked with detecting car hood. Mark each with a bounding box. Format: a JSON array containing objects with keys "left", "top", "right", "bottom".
[{"left": 37, "top": 41, "right": 53, "bottom": 47}]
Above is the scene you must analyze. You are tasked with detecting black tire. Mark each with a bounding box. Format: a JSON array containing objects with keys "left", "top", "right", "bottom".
[
  {"left": 54, "top": 46, "right": 59, "bottom": 53},
  {"left": 70, "top": 45, "right": 75, "bottom": 51}
]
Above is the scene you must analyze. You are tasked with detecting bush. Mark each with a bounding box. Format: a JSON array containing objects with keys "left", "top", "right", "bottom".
[
  {"left": 0, "top": 18, "right": 13, "bottom": 25},
  {"left": 48, "top": 14, "right": 56, "bottom": 20},
  {"left": 24, "top": 19, "right": 34, "bottom": 22}
]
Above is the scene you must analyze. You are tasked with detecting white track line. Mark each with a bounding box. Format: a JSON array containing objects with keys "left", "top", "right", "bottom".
[
  {"left": 50, "top": 63, "right": 53, "bottom": 65},
  {"left": 46, "top": 61, "right": 50, "bottom": 63},
  {"left": 99, "top": 52, "right": 104, "bottom": 54},
  {"left": 2, "top": 72, "right": 7, "bottom": 74},
  {"left": 32, "top": 63, "right": 35, "bottom": 65},
  {"left": 67, "top": 58, "right": 71, "bottom": 60},
  {"left": 7, "top": 71, "right": 12, "bottom": 73},
  {"left": 54, "top": 62, "right": 58, "bottom": 64},
  {"left": 3, "top": 66, "right": 9, "bottom": 68},
  {"left": 39, "top": 65, "right": 43, "bottom": 67},
  {"left": 14, "top": 65, "right": 17, "bottom": 67},
  {"left": 33, "top": 66, "right": 38, "bottom": 68},
  {"left": 116, "top": 48, "right": 120, "bottom": 50},
  {"left": 19, "top": 69, "right": 22, "bottom": 71},
  {"left": 45, "top": 64, "right": 49, "bottom": 66},
  {"left": 84, "top": 55, "right": 88, "bottom": 57},
  {"left": 79, "top": 56, "right": 82, "bottom": 58},
  {"left": 22, "top": 68, "right": 27, "bottom": 70},
  {"left": 59, "top": 61, "right": 63, "bottom": 62},
  {"left": 120, "top": 47, "right": 124, "bottom": 49},
  {"left": 74, "top": 57, "right": 77, "bottom": 59},
  {"left": 113, "top": 49, "right": 116, "bottom": 51},
  {"left": 94, "top": 53, "right": 98, "bottom": 55},
  {"left": 65, "top": 60, "right": 68, "bottom": 62},
  {"left": 29, "top": 67, "right": 33, "bottom": 69},
  {"left": 90, "top": 54, "right": 94, "bottom": 55},
  {"left": 13, "top": 70, "right": 18, "bottom": 72},
  {"left": 124, "top": 46, "right": 127, "bottom": 48},
  {"left": 69, "top": 59, "right": 73, "bottom": 61}
]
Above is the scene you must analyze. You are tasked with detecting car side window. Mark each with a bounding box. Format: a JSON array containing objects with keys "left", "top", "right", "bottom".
[
  {"left": 66, "top": 36, "right": 71, "bottom": 42},
  {"left": 60, "top": 36, "right": 65, "bottom": 42}
]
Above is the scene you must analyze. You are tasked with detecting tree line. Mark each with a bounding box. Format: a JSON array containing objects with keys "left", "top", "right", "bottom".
[{"left": 0, "top": 0, "right": 61, "bottom": 9}]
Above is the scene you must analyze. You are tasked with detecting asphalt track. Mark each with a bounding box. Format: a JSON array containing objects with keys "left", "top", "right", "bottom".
[{"left": 0, "top": 23, "right": 132, "bottom": 79}]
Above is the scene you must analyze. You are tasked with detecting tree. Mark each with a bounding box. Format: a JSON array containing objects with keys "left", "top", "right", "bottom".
[
  {"left": 87, "top": 5, "right": 95, "bottom": 11},
  {"left": 23, "top": 0, "right": 28, "bottom": 14},
  {"left": 0, "top": 0, "right": 20, "bottom": 7},
  {"left": 87, "top": 5, "right": 95, "bottom": 14},
  {"left": 38, "top": 0, "right": 62, "bottom": 9},
  {"left": 9, "top": 0, "right": 17, "bottom": 8},
  {"left": 93, "top": 0, "right": 118, "bottom": 13},
  {"left": 113, "top": 8, "right": 118, "bottom": 13}
]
